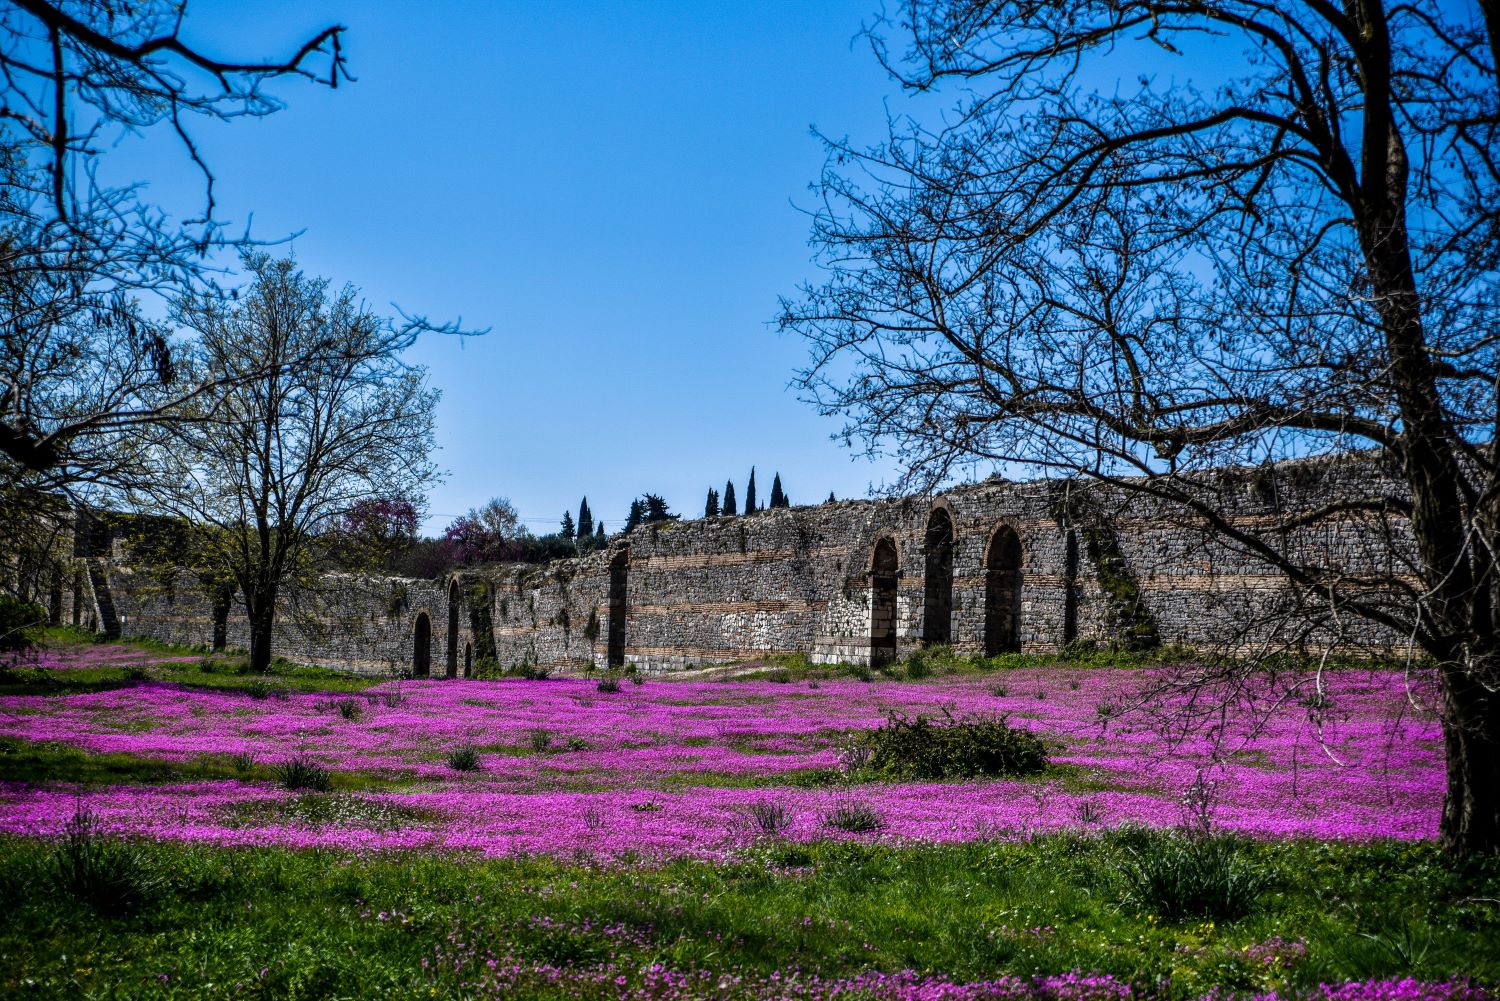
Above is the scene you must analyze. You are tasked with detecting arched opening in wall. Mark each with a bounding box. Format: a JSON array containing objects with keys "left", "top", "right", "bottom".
[
  {"left": 464, "top": 641, "right": 473, "bottom": 678},
  {"left": 607, "top": 546, "right": 629, "bottom": 669},
  {"left": 922, "top": 507, "right": 954, "bottom": 646},
  {"left": 445, "top": 579, "right": 460, "bottom": 679},
  {"left": 869, "top": 536, "right": 899, "bottom": 667},
  {"left": 983, "top": 525, "right": 1024, "bottom": 655},
  {"left": 413, "top": 612, "right": 432, "bottom": 677}
]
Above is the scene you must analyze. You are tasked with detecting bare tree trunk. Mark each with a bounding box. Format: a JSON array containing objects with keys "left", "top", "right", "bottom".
[
  {"left": 246, "top": 587, "right": 276, "bottom": 674},
  {"left": 1441, "top": 653, "right": 1500, "bottom": 857}
]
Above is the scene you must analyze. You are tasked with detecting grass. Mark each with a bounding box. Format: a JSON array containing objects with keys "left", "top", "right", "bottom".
[
  {"left": 0, "top": 834, "right": 1493, "bottom": 998},
  {"left": 0, "top": 737, "right": 415, "bottom": 793}
]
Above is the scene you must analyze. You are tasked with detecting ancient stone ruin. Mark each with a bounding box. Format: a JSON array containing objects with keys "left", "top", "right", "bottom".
[{"left": 17, "top": 452, "right": 1414, "bottom": 676}]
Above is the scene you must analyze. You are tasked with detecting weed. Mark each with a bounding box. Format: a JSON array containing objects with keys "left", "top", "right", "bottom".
[
  {"left": 335, "top": 698, "right": 364, "bottom": 721},
  {"left": 245, "top": 680, "right": 272, "bottom": 700},
  {"left": 1116, "top": 829, "right": 1268, "bottom": 922},
  {"left": 528, "top": 729, "right": 553, "bottom": 752},
  {"left": 44, "top": 806, "right": 158, "bottom": 915},
  {"left": 380, "top": 690, "right": 403, "bottom": 708},
  {"left": 273, "top": 754, "right": 333, "bottom": 793},
  {"left": 824, "top": 801, "right": 883, "bottom": 833},
  {"left": 597, "top": 674, "right": 622, "bottom": 693},
  {"left": 123, "top": 665, "right": 149, "bottom": 682},
  {"left": 230, "top": 752, "right": 256, "bottom": 773},
  {"left": 564, "top": 736, "right": 589, "bottom": 752},
  {"left": 990, "top": 683, "right": 1010, "bottom": 697},
  {"left": 446, "top": 745, "right": 481, "bottom": 772},
  {"left": 629, "top": 671, "right": 646, "bottom": 686},
  {"left": 748, "top": 800, "right": 791, "bottom": 836}
]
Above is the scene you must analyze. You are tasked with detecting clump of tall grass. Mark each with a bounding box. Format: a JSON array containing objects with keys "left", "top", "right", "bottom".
[
  {"left": 824, "top": 801, "right": 883, "bottom": 833},
  {"left": 274, "top": 754, "right": 332, "bottom": 792},
  {"left": 1114, "top": 827, "right": 1268, "bottom": 922},
  {"left": 446, "top": 745, "right": 481, "bottom": 772},
  {"left": 528, "top": 728, "right": 553, "bottom": 752},
  {"left": 45, "top": 806, "right": 159, "bottom": 915},
  {"left": 596, "top": 673, "right": 622, "bottom": 693},
  {"left": 748, "top": 801, "right": 792, "bottom": 837}
]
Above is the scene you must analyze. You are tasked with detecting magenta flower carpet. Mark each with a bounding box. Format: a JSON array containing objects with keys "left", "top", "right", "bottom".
[{"left": 0, "top": 658, "right": 1443, "bottom": 859}]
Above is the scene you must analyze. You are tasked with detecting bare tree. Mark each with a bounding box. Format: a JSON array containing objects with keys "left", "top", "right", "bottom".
[
  {"left": 136, "top": 254, "right": 439, "bottom": 673},
  {"left": 0, "top": 1, "right": 350, "bottom": 486},
  {"left": 780, "top": 0, "right": 1499, "bottom": 855}
]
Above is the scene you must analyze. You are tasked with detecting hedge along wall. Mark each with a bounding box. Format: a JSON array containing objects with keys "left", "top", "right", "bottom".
[{"left": 94, "top": 451, "right": 1416, "bottom": 676}]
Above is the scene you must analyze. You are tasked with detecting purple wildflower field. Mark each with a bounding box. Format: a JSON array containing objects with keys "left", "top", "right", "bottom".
[{"left": 0, "top": 655, "right": 1444, "bottom": 858}]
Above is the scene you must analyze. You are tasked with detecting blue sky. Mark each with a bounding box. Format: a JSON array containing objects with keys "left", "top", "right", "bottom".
[{"left": 114, "top": 0, "right": 930, "bottom": 535}]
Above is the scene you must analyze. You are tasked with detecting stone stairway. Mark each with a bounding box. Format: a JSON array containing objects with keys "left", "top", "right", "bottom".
[{"left": 85, "top": 558, "right": 121, "bottom": 640}]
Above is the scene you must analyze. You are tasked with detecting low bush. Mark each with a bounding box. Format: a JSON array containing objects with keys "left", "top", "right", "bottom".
[
  {"left": 1115, "top": 828, "right": 1269, "bottom": 922},
  {"left": 528, "top": 729, "right": 553, "bottom": 752},
  {"left": 597, "top": 674, "right": 622, "bottom": 693},
  {"left": 335, "top": 698, "right": 364, "bottom": 721},
  {"left": 0, "top": 595, "right": 47, "bottom": 653},
  {"left": 446, "top": 745, "right": 481, "bottom": 772},
  {"left": 273, "top": 754, "right": 332, "bottom": 792},
  {"left": 852, "top": 710, "right": 1048, "bottom": 780},
  {"left": 244, "top": 679, "right": 272, "bottom": 700},
  {"left": 44, "top": 807, "right": 159, "bottom": 915}
]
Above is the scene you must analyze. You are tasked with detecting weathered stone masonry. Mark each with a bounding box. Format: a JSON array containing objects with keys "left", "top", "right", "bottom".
[{"left": 70, "top": 452, "right": 1415, "bottom": 676}]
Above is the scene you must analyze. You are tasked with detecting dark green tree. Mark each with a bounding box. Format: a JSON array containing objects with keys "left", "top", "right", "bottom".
[
  {"left": 827, "top": 491, "right": 836, "bottom": 504},
  {"left": 745, "top": 467, "right": 757, "bottom": 514},
  {"left": 577, "top": 498, "right": 594, "bottom": 539},
  {"left": 723, "top": 481, "right": 737, "bottom": 516},
  {"left": 624, "top": 499, "right": 645, "bottom": 534},
  {"left": 769, "top": 473, "right": 786, "bottom": 509},
  {"left": 642, "top": 494, "right": 678, "bottom": 523},
  {"left": 705, "top": 487, "right": 720, "bottom": 518},
  {"left": 560, "top": 511, "right": 576, "bottom": 539},
  {"left": 595, "top": 523, "right": 606, "bottom": 543}
]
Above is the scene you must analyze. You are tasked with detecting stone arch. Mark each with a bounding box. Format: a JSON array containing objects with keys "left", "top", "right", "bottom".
[
  {"left": 445, "top": 578, "right": 460, "bottom": 679},
  {"left": 412, "top": 611, "right": 432, "bottom": 677},
  {"left": 869, "top": 534, "right": 900, "bottom": 667},
  {"left": 982, "top": 522, "right": 1024, "bottom": 655},
  {"left": 922, "top": 503, "right": 955, "bottom": 646},
  {"left": 607, "top": 545, "right": 630, "bottom": 669},
  {"left": 463, "top": 641, "right": 473, "bottom": 679}
]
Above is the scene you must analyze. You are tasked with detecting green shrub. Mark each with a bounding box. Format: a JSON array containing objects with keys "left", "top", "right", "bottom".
[
  {"left": 274, "top": 754, "right": 332, "bottom": 792},
  {"left": 564, "top": 736, "right": 589, "bottom": 751},
  {"left": 528, "top": 728, "right": 552, "bottom": 752},
  {"left": 0, "top": 595, "right": 46, "bottom": 653},
  {"left": 335, "top": 698, "right": 363, "bottom": 721},
  {"left": 44, "top": 807, "right": 159, "bottom": 915},
  {"left": 596, "top": 673, "right": 622, "bottom": 693},
  {"left": 446, "top": 745, "right": 481, "bottom": 772},
  {"left": 1116, "top": 829, "right": 1269, "bottom": 922},
  {"left": 122, "top": 665, "right": 150, "bottom": 682},
  {"left": 853, "top": 711, "right": 1048, "bottom": 780},
  {"left": 245, "top": 679, "right": 272, "bottom": 700}
]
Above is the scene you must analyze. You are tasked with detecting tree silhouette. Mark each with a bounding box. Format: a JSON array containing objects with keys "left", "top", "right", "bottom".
[{"left": 782, "top": 0, "right": 1500, "bottom": 856}]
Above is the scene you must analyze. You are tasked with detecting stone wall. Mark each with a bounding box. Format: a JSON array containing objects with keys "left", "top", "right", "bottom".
[{"left": 78, "top": 451, "right": 1415, "bottom": 676}]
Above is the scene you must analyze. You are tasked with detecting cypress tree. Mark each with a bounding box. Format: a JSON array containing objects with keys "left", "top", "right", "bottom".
[
  {"left": 723, "top": 480, "right": 737, "bottom": 516},
  {"left": 745, "top": 467, "right": 757, "bottom": 513},
  {"left": 595, "top": 522, "right": 605, "bottom": 542},
  {"left": 560, "top": 510, "right": 576, "bottom": 538},
  {"left": 769, "top": 473, "right": 786, "bottom": 508},
  {"left": 705, "top": 487, "right": 720, "bottom": 518},
  {"left": 625, "top": 499, "right": 645, "bottom": 533},
  {"left": 827, "top": 491, "right": 836, "bottom": 504},
  {"left": 577, "top": 497, "right": 593, "bottom": 539}
]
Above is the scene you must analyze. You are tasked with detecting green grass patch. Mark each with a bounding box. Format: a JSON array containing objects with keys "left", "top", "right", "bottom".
[{"left": 0, "top": 833, "right": 1493, "bottom": 998}]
